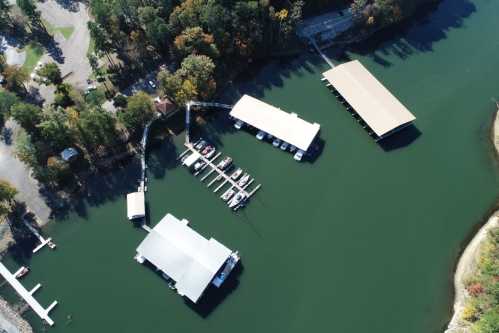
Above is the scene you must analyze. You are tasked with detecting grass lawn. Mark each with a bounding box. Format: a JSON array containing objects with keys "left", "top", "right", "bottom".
[
  {"left": 42, "top": 19, "right": 75, "bottom": 40},
  {"left": 21, "top": 43, "right": 44, "bottom": 74},
  {"left": 87, "top": 36, "right": 95, "bottom": 57},
  {"left": 58, "top": 26, "right": 75, "bottom": 40}
]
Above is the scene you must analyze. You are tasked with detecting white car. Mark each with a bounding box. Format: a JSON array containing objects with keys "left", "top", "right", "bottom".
[
  {"left": 148, "top": 80, "right": 156, "bottom": 89},
  {"left": 256, "top": 131, "right": 265, "bottom": 140}
]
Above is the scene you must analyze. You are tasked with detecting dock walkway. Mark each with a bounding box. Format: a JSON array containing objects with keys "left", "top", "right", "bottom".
[
  {"left": 0, "top": 262, "right": 57, "bottom": 326},
  {"left": 183, "top": 143, "right": 259, "bottom": 196}
]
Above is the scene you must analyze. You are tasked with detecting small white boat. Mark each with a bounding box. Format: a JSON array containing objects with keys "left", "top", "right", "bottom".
[
  {"left": 47, "top": 240, "right": 56, "bottom": 249},
  {"left": 272, "top": 138, "right": 281, "bottom": 147},
  {"left": 205, "top": 149, "right": 216, "bottom": 159},
  {"left": 135, "top": 254, "right": 145, "bottom": 264},
  {"left": 256, "top": 131, "right": 265, "bottom": 140},
  {"left": 195, "top": 140, "right": 207, "bottom": 150},
  {"left": 193, "top": 161, "right": 205, "bottom": 172},
  {"left": 221, "top": 188, "right": 236, "bottom": 201},
  {"left": 280, "top": 142, "right": 289, "bottom": 151},
  {"left": 212, "top": 251, "right": 240, "bottom": 287},
  {"left": 237, "top": 173, "right": 250, "bottom": 187},
  {"left": 228, "top": 192, "right": 247, "bottom": 209},
  {"left": 231, "top": 168, "right": 243, "bottom": 180},
  {"left": 289, "top": 145, "right": 297, "bottom": 153},
  {"left": 16, "top": 267, "right": 29, "bottom": 279},
  {"left": 234, "top": 120, "right": 244, "bottom": 130},
  {"left": 294, "top": 150, "right": 305, "bottom": 161}
]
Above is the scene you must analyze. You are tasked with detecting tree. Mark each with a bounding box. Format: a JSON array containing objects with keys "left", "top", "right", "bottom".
[
  {"left": 36, "top": 63, "right": 62, "bottom": 85},
  {"left": 0, "top": 90, "right": 19, "bottom": 127},
  {"left": 113, "top": 94, "right": 127, "bottom": 108},
  {"left": 173, "top": 26, "right": 219, "bottom": 60},
  {"left": 158, "top": 55, "right": 216, "bottom": 105},
  {"left": 118, "top": 91, "right": 154, "bottom": 133},
  {"left": 10, "top": 102, "right": 42, "bottom": 134},
  {"left": 0, "top": 180, "right": 16, "bottom": 203},
  {"left": 0, "top": 180, "right": 16, "bottom": 217},
  {"left": 2, "top": 65, "right": 28, "bottom": 94},
  {"left": 37, "top": 108, "right": 73, "bottom": 151},
  {"left": 77, "top": 108, "right": 117, "bottom": 151},
  {"left": 16, "top": 0, "right": 41, "bottom": 29},
  {"left": 15, "top": 128, "right": 38, "bottom": 167}
]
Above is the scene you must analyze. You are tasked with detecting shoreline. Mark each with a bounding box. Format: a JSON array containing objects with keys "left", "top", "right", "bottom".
[{"left": 445, "top": 107, "right": 499, "bottom": 332}]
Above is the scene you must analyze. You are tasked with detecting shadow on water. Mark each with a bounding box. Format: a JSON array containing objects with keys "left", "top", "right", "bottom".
[
  {"left": 350, "top": 0, "right": 476, "bottom": 67},
  {"left": 378, "top": 125, "right": 422, "bottom": 151},
  {"left": 186, "top": 263, "right": 244, "bottom": 318}
]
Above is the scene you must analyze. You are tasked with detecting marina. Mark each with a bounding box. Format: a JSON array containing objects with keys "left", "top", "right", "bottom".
[{"left": 4, "top": 0, "right": 499, "bottom": 332}]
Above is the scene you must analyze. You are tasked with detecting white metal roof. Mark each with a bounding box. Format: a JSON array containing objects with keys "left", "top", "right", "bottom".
[
  {"left": 229, "top": 95, "right": 320, "bottom": 151},
  {"left": 322, "top": 60, "right": 416, "bottom": 137},
  {"left": 136, "top": 214, "right": 232, "bottom": 303},
  {"left": 183, "top": 151, "right": 201, "bottom": 168},
  {"left": 126, "top": 192, "right": 145, "bottom": 220}
]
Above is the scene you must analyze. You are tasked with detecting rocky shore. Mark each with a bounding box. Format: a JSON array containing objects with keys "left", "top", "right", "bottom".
[
  {"left": 445, "top": 106, "right": 499, "bottom": 333},
  {"left": 0, "top": 297, "right": 33, "bottom": 333}
]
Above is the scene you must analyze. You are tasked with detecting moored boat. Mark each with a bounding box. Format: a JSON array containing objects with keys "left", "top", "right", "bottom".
[
  {"left": 16, "top": 267, "right": 29, "bottom": 278},
  {"left": 256, "top": 130, "right": 265, "bottom": 140},
  {"left": 228, "top": 192, "right": 247, "bottom": 209},
  {"left": 237, "top": 173, "right": 250, "bottom": 187},
  {"left": 217, "top": 156, "right": 233, "bottom": 170},
  {"left": 221, "top": 188, "right": 236, "bottom": 201},
  {"left": 212, "top": 251, "right": 240, "bottom": 287},
  {"left": 231, "top": 168, "right": 243, "bottom": 180},
  {"left": 272, "top": 138, "right": 281, "bottom": 147},
  {"left": 280, "top": 142, "right": 289, "bottom": 151}
]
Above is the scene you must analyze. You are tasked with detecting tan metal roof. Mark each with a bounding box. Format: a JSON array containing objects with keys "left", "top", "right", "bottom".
[
  {"left": 323, "top": 60, "right": 415, "bottom": 137},
  {"left": 230, "top": 95, "right": 320, "bottom": 151}
]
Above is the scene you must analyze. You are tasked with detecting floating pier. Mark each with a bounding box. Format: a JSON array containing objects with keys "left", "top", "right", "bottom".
[
  {"left": 0, "top": 262, "right": 57, "bottom": 326},
  {"left": 180, "top": 143, "right": 262, "bottom": 209},
  {"left": 20, "top": 218, "right": 56, "bottom": 254}
]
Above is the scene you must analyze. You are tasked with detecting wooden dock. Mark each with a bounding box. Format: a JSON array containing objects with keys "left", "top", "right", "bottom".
[
  {"left": 181, "top": 143, "right": 262, "bottom": 209},
  {"left": 0, "top": 262, "right": 57, "bottom": 326}
]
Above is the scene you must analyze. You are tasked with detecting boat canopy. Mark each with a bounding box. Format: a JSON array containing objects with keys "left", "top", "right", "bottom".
[
  {"left": 229, "top": 95, "right": 320, "bottom": 152},
  {"left": 322, "top": 60, "right": 416, "bottom": 138},
  {"left": 126, "top": 192, "right": 145, "bottom": 220},
  {"left": 136, "top": 214, "right": 233, "bottom": 303}
]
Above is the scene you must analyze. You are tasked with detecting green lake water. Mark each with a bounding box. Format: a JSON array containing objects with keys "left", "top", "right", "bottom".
[{"left": 2, "top": 0, "right": 499, "bottom": 332}]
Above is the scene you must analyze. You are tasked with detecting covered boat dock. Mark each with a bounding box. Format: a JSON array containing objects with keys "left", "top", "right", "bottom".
[
  {"left": 135, "top": 214, "right": 239, "bottom": 303},
  {"left": 126, "top": 192, "right": 145, "bottom": 220},
  {"left": 322, "top": 60, "right": 416, "bottom": 140},
  {"left": 229, "top": 95, "right": 320, "bottom": 154}
]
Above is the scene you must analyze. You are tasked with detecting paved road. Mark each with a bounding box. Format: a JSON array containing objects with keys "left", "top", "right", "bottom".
[
  {"left": 36, "top": 0, "right": 92, "bottom": 90},
  {"left": 0, "top": 120, "right": 51, "bottom": 225}
]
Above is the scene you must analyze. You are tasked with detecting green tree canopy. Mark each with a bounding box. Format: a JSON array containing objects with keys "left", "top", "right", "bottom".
[
  {"left": 0, "top": 90, "right": 19, "bottom": 127},
  {"left": 118, "top": 91, "right": 154, "bottom": 133},
  {"left": 10, "top": 102, "right": 42, "bottom": 134},
  {"left": 37, "top": 63, "right": 62, "bottom": 85}
]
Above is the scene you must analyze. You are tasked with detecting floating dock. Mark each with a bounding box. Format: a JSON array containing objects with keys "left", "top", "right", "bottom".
[
  {"left": 0, "top": 262, "right": 57, "bottom": 326},
  {"left": 181, "top": 143, "right": 262, "bottom": 209}
]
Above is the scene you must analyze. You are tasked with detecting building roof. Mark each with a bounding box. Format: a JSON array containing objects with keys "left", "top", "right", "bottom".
[
  {"left": 60, "top": 147, "right": 78, "bottom": 162},
  {"left": 154, "top": 96, "right": 176, "bottom": 115},
  {"left": 127, "top": 192, "right": 145, "bottom": 220},
  {"left": 322, "top": 60, "right": 416, "bottom": 137},
  {"left": 229, "top": 95, "right": 320, "bottom": 151},
  {"left": 136, "top": 214, "right": 232, "bottom": 303}
]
